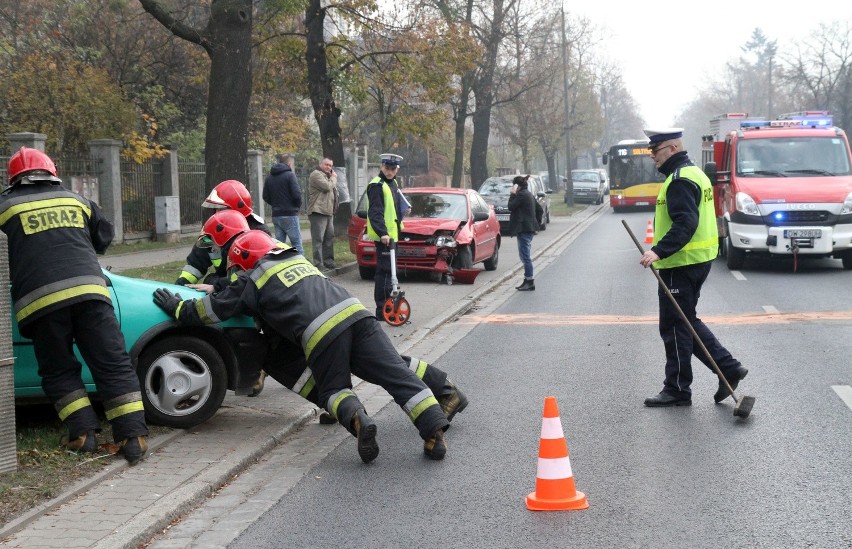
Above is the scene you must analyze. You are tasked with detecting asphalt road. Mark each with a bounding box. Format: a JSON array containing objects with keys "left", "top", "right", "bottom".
[{"left": 152, "top": 208, "right": 852, "bottom": 548}]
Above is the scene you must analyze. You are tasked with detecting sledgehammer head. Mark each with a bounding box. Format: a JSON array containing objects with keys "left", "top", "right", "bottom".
[{"left": 733, "top": 395, "right": 756, "bottom": 419}]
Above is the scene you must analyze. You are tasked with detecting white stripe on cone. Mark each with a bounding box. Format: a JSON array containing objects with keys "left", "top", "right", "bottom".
[
  {"left": 536, "top": 456, "right": 573, "bottom": 480},
  {"left": 540, "top": 417, "right": 564, "bottom": 439}
]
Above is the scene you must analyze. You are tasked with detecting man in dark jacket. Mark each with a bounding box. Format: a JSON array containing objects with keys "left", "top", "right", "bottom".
[
  {"left": 263, "top": 154, "right": 303, "bottom": 255},
  {"left": 508, "top": 175, "right": 543, "bottom": 291}
]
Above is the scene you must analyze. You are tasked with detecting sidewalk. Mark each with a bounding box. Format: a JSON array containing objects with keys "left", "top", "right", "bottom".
[{"left": 0, "top": 207, "right": 601, "bottom": 548}]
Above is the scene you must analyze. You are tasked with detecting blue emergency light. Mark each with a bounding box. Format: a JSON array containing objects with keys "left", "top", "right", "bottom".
[
  {"left": 740, "top": 120, "right": 769, "bottom": 128},
  {"left": 773, "top": 211, "right": 786, "bottom": 222}
]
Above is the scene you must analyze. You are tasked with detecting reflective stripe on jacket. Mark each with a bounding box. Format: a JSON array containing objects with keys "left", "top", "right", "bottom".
[{"left": 366, "top": 177, "right": 401, "bottom": 241}]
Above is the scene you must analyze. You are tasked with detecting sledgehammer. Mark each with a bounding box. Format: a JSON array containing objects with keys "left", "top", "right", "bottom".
[{"left": 622, "top": 220, "right": 756, "bottom": 419}]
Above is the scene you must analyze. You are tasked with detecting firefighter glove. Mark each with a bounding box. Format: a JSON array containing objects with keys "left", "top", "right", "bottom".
[{"left": 153, "top": 288, "right": 183, "bottom": 317}]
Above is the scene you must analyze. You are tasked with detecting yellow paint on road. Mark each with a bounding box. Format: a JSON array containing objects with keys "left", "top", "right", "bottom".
[{"left": 460, "top": 311, "right": 852, "bottom": 326}]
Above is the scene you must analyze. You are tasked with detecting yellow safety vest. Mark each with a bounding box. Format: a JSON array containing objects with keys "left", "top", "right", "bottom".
[
  {"left": 365, "top": 177, "right": 402, "bottom": 241},
  {"left": 653, "top": 165, "right": 718, "bottom": 269}
]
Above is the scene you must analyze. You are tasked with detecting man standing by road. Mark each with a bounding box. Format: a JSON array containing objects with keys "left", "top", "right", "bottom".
[
  {"left": 263, "top": 154, "right": 303, "bottom": 255},
  {"left": 0, "top": 148, "right": 148, "bottom": 464},
  {"left": 366, "top": 153, "right": 409, "bottom": 320},
  {"left": 307, "top": 157, "right": 339, "bottom": 270},
  {"left": 639, "top": 128, "right": 749, "bottom": 407}
]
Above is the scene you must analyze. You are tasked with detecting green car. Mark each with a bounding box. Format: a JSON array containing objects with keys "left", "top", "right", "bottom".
[{"left": 12, "top": 270, "right": 266, "bottom": 429}]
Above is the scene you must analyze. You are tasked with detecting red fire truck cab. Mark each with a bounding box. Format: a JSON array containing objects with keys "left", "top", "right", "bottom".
[{"left": 702, "top": 111, "right": 852, "bottom": 270}]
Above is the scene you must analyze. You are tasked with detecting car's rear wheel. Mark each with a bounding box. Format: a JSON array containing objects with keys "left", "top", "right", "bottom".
[
  {"left": 359, "top": 265, "right": 375, "bottom": 280},
  {"left": 483, "top": 242, "right": 499, "bottom": 271},
  {"left": 454, "top": 245, "right": 473, "bottom": 269},
  {"left": 137, "top": 336, "right": 227, "bottom": 429}
]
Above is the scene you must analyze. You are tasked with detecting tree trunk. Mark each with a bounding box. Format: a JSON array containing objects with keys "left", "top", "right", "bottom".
[
  {"left": 470, "top": 90, "right": 493, "bottom": 191},
  {"left": 204, "top": 1, "right": 253, "bottom": 191},
  {"left": 305, "top": 0, "right": 344, "bottom": 167},
  {"left": 451, "top": 79, "right": 471, "bottom": 188}
]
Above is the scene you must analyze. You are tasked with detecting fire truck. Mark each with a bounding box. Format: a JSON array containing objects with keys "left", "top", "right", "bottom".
[{"left": 702, "top": 111, "right": 852, "bottom": 270}]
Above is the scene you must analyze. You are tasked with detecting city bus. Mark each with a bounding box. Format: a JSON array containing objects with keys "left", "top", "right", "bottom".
[{"left": 602, "top": 139, "right": 666, "bottom": 212}]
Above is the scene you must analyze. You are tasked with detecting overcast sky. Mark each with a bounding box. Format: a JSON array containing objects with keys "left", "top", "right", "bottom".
[{"left": 567, "top": 2, "right": 852, "bottom": 126}]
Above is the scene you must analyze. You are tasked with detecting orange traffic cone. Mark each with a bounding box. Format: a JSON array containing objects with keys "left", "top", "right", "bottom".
[
  {"left": 643, "top": 219, "right": 654, "bottom": 244},
  {"left": 525, "top": 396, "right": 588, "bottom": 511}
]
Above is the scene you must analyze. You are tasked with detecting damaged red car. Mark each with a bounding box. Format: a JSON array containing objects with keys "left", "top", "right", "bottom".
[{"left": 347, "top": 187, "right": 501, "bottom": 282}]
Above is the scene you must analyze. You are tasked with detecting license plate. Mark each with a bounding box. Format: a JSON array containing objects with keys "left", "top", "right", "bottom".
[
  {"left": 397, "top": 247, "right": 427, "bottom": 257},
  {"left": 635, "top": 201, "right": 649, "bottom": 206},
  {"left": 784, "top": 229, "right": 822, "bottom": 238},
  {"left": 497, "top": 214, "right": 510, "bottom": 221}
]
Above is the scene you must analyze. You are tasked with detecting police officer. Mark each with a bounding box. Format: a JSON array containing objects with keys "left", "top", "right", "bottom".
[
  {"left": 640, "top": 128, "right": 749, "bottom": 407},
  {"left": 366, "top": 153, "right": 409, "bottom": 319},
  {"left": 0, "top": 148, "right": 148, "bottom": 464},
  {"left": 153, "top": 230, "right": 452, "bottom": 462},
  {"left": 201, "top": 210, "right": 469, "bottom": 426}
]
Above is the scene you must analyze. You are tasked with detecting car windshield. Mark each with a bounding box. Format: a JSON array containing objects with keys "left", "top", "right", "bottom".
[
  {"left": 736, "top": 136, "right": 852, "bottom": 177},
  {"left": 572, "top": 172, "right": 599, "bottom": 182},
  {"left": 479, "top": 179, "right": 513, "bottom": 197},
  {"left": 406, "top": 193, "right": 469, "bottom": 220}
]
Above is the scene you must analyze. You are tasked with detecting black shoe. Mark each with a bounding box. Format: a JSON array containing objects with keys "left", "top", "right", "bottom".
[
  {"left": 118, "top": 436, "right": 148, "bottom": 465},
  {"left": 714, "top": 366, "right": 749, "bottom": 403},
  {"left": 437, "top": 379, "right": 469, "bottom": 426},
  {"left": 352, "top": 409, "right": 379, "bottom": 463},
  {"left": 516, "top": 279, "right": 535, "bottom": 291},
  {"left": 63, "top": 430, "right": 98, "bottom": 453},
  {"left": 644, "top": 391, "right": 691, "bottom": 407},
  {"left": 248, "top": 370, "right": 267, "bottom": 397},
  {"left": 423, "top": 429, "right": 447, "bottom": 460},
  {"left": 515, "top": 280, "right": 526, "bottom": 289},
  {"left": 318, "top": 411, "right": 338, "bottom": 425}
]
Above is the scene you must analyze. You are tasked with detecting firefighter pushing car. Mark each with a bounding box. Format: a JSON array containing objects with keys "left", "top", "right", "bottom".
[{"left": 0, "top": 148, "right": 148, "bottom": 464}]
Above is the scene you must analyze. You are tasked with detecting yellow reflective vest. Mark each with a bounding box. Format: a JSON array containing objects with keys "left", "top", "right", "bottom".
[
  {"left": 365, "top": 177, "right": 402, "bottom": 241},
  {"left": 653, "top": 165, "right": 718, "bottom": 269}
]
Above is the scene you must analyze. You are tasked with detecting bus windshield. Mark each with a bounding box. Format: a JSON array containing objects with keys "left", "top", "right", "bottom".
[{"left": 606, "top": 141, "right": 666, "bottom": 210}]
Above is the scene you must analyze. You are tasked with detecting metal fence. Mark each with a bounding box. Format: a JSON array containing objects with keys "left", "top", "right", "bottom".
[
  {"left": 0, "top": 154, "right": 100, "bottom": 195},
  {"left": 178, "top": 157, "right": 206, "bottom": 227},
  {"left": 120, "top": 159, "right": 163, "bottom": 235}
]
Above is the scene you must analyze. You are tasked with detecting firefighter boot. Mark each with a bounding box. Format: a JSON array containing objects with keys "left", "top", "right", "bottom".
[
  {"left": 423, "top": 429, "right": 447, "bottom": 460},
  {"left": 118, "top": 436, "right": 148, "bottom": 465},
  {"left": 62, "top": 429, "right": 98, "bottom": 454},
  {"left": 351, "top": 408, "right": 379, "bottom": 463},
  {"left": 318, "top": 410, "right": 338, "bottom": 424},
  {"left": 248, "top": 370, "right": 267, "bottom": 397},
  {"left": 437, "top": 378, "right": 469, "bottom": 426}
]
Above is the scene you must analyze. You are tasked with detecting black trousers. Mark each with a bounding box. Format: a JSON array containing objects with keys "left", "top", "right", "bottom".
[
  {"left": 657, "top": 262, "right": 742, "bottom": 396},
  {"left": 311, "top": 317, "right": 448, "bottom": 439},
  {"left": 374, "top": 240, "right": 393, "bottom": 315},
  {"left": 29, "top": 300, "right": 148, "bottom": 441},
  {"left": 263, "top": 332, "right": 451, "bottom": 406}
]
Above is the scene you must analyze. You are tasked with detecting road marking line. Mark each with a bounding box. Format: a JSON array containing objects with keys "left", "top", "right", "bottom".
[
  {"left": 762, "top": 306, "right": 779, "bottom": 314},
  {"left": 731, "top": 270, "right": 747, "bottom": 281},
  {"left": 831, "top": 385, "right": 852, "bottom": 412},
  {"left": 461, "top": 311, "right": 852, "bottom": 326}
]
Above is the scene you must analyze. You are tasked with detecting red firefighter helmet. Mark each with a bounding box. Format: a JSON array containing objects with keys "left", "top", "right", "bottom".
[
  {"left": 227, "top": 230, "right": 277, "bottom": 272},
  {"left": 7, "top": 147, "right": 61, "bottom": 185},
  {"left": 203, "top": 180, "right": 253, "bottom": 216},
  {"left": 203, "top": 209, "right": 250, "bottom": 247}
]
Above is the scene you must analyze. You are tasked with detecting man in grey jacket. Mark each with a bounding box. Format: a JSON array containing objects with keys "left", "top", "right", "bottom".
[
  {"left": 308, "top": 157, "right": 339, "bottom": 270},
  {"left": 263, "top": 154, "right": 303, "bottom": 255}
]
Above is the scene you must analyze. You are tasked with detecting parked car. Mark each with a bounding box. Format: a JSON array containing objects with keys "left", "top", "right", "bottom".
[
  {"left": 12, "top": 270, "right": 266, "bottom": 429},
  {"left": 347, "top": 187, "right": 501, "bottom": 280},
  {"left": 568, "top": 169, "right": 606, "bottom": 204},
  {"left": 479, "top": 174, "right": 552, "bottom": 234}
]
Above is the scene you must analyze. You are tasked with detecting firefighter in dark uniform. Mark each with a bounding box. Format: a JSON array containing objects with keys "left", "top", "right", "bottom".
[
  {"left": 639, "top": 129, "right": 749, "bottom": 407},
  {"left": 153, "top": 230, "right": 451, "bottom": 462},
  {"left": 176, "top": 179, "right": 270, "bottom": 290},
  {"left": 177, "top": 179, "right": 271, "bottom": 396},
  {"left": 201, "top": 210, "right": 469, "bottom": 427},
  {"left": 0, "top": 148, "right": 148, "bottom": 464},
  {"left": 366, "top": 153, "right": 409, "bottom": 319}
]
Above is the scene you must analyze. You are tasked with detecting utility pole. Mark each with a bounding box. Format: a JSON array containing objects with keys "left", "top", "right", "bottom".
[{"left": 561, "top": 4, "right": 574, "bottom": 206}]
